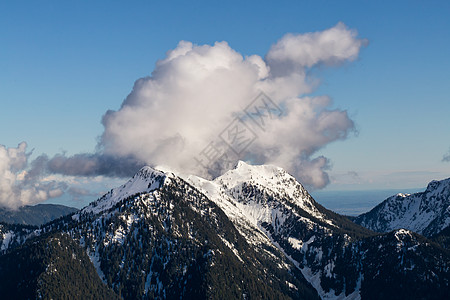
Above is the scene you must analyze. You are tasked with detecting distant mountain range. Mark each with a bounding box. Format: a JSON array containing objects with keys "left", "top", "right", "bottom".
[
  {"left": 0, "top": 162, "right": 448, "bottom": 299},
  {"left": 0, "top": 204, "right": 78, "bottom": 226},
  {"left": 354, "top": 177, "right": 450, "bottom": 237}
]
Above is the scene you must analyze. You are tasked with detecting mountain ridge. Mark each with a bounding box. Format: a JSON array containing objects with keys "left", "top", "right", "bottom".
[
  {"left": 0, "top": 204, "right": 77, "bottom": 226},
  {"left": 354, "top": 177, "right": 450, "bottom": 237},
  {"left": 0, "top": 162, "right": 448, "bottom": 299}
]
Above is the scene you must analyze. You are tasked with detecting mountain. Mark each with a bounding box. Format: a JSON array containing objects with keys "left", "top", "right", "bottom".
[
  {"left": 0, "top": 162, "right": 449, "bottom": 299},
  {"left": 0, "top": 204, "right": 78, "bottom": 226},
  {"left": 187, "top": 161, "right": 449, "bottom": 299},
  {"left": 1, "top": 166, "right": 319, "bottom": 299},
  {"left": 68, "top": 166, "right": 318, "bottom": 299},
  {"left": 354, "top": 177, "right": 450, "bottom": 237}
]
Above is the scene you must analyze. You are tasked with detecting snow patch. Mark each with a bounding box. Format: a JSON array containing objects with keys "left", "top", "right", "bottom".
[
  {"left": 288, "top": 237, "right": 303, "bottom": 250},
  {"left": 87, "top": 246, "right": 106, "bottom": 283},
  {"left": 219, "top": 235, "right": 244, "bottom": 263},
  {"left": 1, "top": 231, "right": 14, "bottom": 251}
]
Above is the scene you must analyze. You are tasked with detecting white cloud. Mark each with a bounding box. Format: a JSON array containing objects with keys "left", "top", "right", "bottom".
[
  {"left": 0, "top": 23, "right": 366, "bottom": 208},
  {"left": 0, "top": 143, "right": 66, "bottom": 209},
  {"left": 266, "top": 22, "right": 367, "bottom": 75},
  {"left": 96, "top": 23, "right": 365, "bottom": 188}
]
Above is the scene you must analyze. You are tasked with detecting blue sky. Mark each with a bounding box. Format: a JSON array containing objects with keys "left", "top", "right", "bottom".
[{"left": 1, "top": 1, "right": 450, "bottom": 207}]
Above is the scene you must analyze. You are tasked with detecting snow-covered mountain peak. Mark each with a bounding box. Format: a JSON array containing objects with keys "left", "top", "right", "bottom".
[
  {"left": 355, "top": 176, "right": 450, "bottom": 236},
  {"left": 126, "top": 165, "right": 172, "bottom": 190},
  {"left": 76, "top": 166, "right": 171, "bottom": 217},
  {"left": 216, "top": 160, "right": 306, "bottom": 197},
  {"left": 214, "top": 161, "right": 322, "bottom": 215},
  {"left": 218, "top": 160, "right": 287, "bottom": 186},
  {"left": 135, "top": 165, "right": 163, "bottom": 177},
  {"left": 235, "top": 160, "right": 247, "bottom": 169},
  {"left": 425, "top": 177, "right": 450, "bottom": 194},
  {"left": 184, "top": 161, "right": 331, "bottom": 237}
]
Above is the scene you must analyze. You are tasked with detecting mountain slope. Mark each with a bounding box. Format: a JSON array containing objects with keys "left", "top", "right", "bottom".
[
  {"left": 358, "top": 229, "right": 449, "bottom": 300},
  {"left": 0, "top": 163, "right": 449, "bottom": 299},
  {"left": 0, "top": 232, "right": 119, "bottom": 299},
  {"left": 430, "top": 225, "right": 450, "bottom": 250},
  {"left": 65, "top": 167, "right": 319, "bottom": 299},
  {"left": 354, "top": 178, "right": 450, "bottom": 237},
  {"left": 187, "top": 161, "right": 450, "bottom": 299},
  {"left": 0, "top": 204, "right": 78, "bottom": 226}
]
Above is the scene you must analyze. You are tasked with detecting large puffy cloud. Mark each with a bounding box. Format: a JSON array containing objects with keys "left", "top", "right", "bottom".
[
  {"left": 0, "top": 24, "right": 365, "bottom": 209},
  {"left": 100, "top": 40, "right": 265, "bottom": 173},
  {"left": 49, "top": 23, "right": 365, "bottom": 189},
  {"left": 0, "top": 143, "right": 66, "bottom": 209},
  {"left": 248, "top": 96, "right": 354, "bottom": 187},
  {"left": 93, "top": 23, "right": 363, "bottom": 188}
]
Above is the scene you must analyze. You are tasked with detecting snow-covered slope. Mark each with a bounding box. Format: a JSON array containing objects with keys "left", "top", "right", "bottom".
[
  {"left": 186, "top": 161, "right": 370, "bottom": 299},
  {"left": 187, "top": 161, "right": 450, "bottom": 300},
  {"left": 215, "top": 161, "right": 327, "bottom": 221},
  {"left": 355, "top": 177, "right": 450, "bottom": 237},
  {"left": 185, "top": 161, "right": 333, "bottom": 248},
  {"left": 70, "top": 164, "right": 316, "bottom": 299},
  {"left": 75, "top": 166, "right": 169, "bottom": 217}
]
